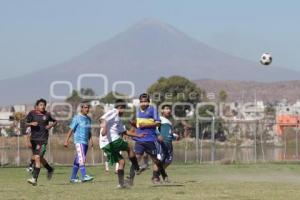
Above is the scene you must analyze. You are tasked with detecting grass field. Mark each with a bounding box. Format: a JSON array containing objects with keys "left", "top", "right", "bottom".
[{"left": 1, "top": 163, "right": 300, "bottom": 200}]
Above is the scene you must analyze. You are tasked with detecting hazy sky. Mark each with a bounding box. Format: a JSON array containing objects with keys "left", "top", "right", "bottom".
[{"left": 1, "top": 0, "right": 299, "bottom": 80}]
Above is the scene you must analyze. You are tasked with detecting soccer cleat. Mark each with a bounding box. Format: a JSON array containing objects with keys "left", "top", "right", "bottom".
[
  {"left": 135, "top": 167, "right": 146, "bottom": 175},
  {"left": 151, "top": 177, "right": 161, "bottom": 185},
  {"left": 163, "top": 177, "right": 171, "bottom": 183},
  {"left": 27, "top": 177, "right": 37, "bottom": 186},
  {"left": 125, "top": 177, "right": 134, "bottom": 186},
  {"left": 70, "top": 178, "right": 82, "bottom": 183},
  {"left": 117, "top": 183, "right": 129, "bottom": 189},
  {"left": 82, "top": 175, "right": 94, "bottom": 182},
  {"left": 47, "top": 168, "right": 54, "bottom": 180}
]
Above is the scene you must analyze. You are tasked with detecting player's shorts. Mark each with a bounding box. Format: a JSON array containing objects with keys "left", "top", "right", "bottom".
[
  {"left": 161, "top": 142, "right": 173, "bottom": 164},
  {"left": 101, "top": 138, "right": 129, "bottom": 165},
  {"left": 134, "top": 141, "right": 157, "bottom": 157},
  {"left": 75, "top": 143, "right": 88, "bottom": 166},
  {"left": 31, "top": 141, "right": 47, "bottom": 157}
]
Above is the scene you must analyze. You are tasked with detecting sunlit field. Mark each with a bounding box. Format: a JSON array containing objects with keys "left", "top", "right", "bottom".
[{"left": 1, "top": 163, "right": 300, "bottom": 200}]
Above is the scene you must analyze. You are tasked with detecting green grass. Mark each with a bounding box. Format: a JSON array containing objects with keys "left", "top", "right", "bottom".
[{"left": 1, "top": 164, "right": 300, "bottom": 200}]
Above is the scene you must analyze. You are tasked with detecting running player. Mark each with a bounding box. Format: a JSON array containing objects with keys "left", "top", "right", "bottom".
[
  {"left": 157, "top": 104, "right": 179, "bottom": 182},
  {"left": 99, "top": 99, "right": 143, "bottom": 188},
  {"left": 129, "top": 93, "right": 168, "bottom": 184},
  {"left": 64, "top": 101, "right": 94, "bottom": 183},
  {"left": 25, "top": 98, "right": 57, "bottom": 186}
]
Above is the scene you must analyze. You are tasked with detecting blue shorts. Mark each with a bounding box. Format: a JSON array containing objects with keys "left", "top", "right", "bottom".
[
  {"left": 74, "top": 143, "right": 88, "bottom": 166},
  {"left": 161, "top": 142, "right": 173, "bottom": 164},
  {"left": 134, "top": 141, "right": 157, "bottom": 157}
]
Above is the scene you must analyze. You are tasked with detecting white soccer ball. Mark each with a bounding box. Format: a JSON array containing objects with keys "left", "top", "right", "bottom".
[{"left": 260, "top": 53, "right": 272, "bottom": 65}]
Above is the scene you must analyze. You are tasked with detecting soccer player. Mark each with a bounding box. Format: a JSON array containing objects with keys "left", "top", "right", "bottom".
[
  {"left": 25, "top": 98, "right": 57, "bottom": 186},
  {"left": 64, "top": 101, "right": 94, "bottom": 183},
  {"left": 129, "top": 93, "right": 168, "bottom": 184},
  {"left": 99, "top": 99, "right": 143, "bottom": 188},
  {"left": 157, "top": 104, "right": 179, "bottom": 182}
]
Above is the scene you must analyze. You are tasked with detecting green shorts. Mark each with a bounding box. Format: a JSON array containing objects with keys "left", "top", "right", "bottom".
[{"left": 102, "top": 138, "right": 129, "bottom": 165}]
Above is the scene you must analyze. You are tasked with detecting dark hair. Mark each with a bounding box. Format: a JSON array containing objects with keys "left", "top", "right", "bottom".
[
  {"left": 139, "top": 93, "right": 150, "bottom": 102},
  {"left": 115, "top": 99, "right": 127, "bottom": 108},
  {"left": 161, "top": 104, "right": 172, "bottom": 110},
  {"left": 80, "top": 100, "right": 91, "bottom": 107},
  {"left": 35, "top": 98, "right": 47, "bottom": 106}
]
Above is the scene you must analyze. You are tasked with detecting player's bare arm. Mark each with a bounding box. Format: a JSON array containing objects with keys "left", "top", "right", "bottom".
[
  {"left": 89, "top": 131, "right": 93, "bottom": 147},
  {"left": 124, "top": 130, "right": 147, "bottom": 138},
  {"left": 64, "top": 129, "right": 73, "bottom": 148},
  {"left": 26, "top": 122, "right": 38, "bottom": 126},
  {"left": 100, "top": 119, "right": 108, "bottom": 136},
  {"left": 46, "top": 121, "right": 58, "bottom": 130},
  {"left": 25, "top": 134, "right": 32, "bottom": 148}
]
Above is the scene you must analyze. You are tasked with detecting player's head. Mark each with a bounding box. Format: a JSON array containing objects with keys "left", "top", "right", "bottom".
[
  {"left": 35, "top": 98, "right": 47, "bottom": 112},
  {"left": 161, "top": 104, "right": 172, "bottom": 117},
  {"left": 139, "top": 93, "right": 150, "bottom": 110},
  {"left": 115, "top": 99, "right": 127, "bottom": 116},
  {"left": 80, "top": 100, "right": 91, "bottom": 115}
]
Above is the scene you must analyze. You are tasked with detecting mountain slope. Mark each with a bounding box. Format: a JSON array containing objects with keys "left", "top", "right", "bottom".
[{"left": 1, "top": 19, "right": 300, "bottom": 105}]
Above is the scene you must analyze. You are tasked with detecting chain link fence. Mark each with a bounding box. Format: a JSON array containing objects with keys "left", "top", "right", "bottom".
[{"left": 1, "top": 121, "right": 299, "bottom": 167}]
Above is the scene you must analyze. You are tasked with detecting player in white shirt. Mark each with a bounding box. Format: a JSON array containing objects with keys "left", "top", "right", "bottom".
[{"left": 99, "top": 99, "right": 145, "bottom": 188}]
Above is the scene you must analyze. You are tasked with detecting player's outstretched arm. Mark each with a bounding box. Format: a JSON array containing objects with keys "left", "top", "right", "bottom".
[{"left": 124, "top": 130, "right": 146, "bottom": 138}]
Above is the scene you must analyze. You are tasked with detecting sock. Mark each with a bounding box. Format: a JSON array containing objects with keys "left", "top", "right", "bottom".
[
  {"left": 105, "top": 162, "right": 109, "bottom": 171},
  {"left": 43, "top": 162, "right": 53, "bottom": 172},
  {"left": 129, "top": 165, "right": 135, "bottom": 180},
  {"left": 144, "top": 156, "right": 149, "bottom": 167},
  {"left": 157, "top": 171, "right": 161, "bottom": 177},
  {"left": 152, "top": 170, "right": 160, "bottom": 180},
  {"left": 129, "top": 156, "right": 140, "bottom": 171},
  {"left": 33, "top": 167, "right": 41, "bottom": 180},
  {"left": 117, "top": 169, "right": 125, "bottom": 186},
  {"left": 80, "top": 165, "right": 87, "bottom": 178},
  {"left": 156, "top": 161, "right": 168, "bottom": 179},
  {"left": 71, "top": 164, "right": 79, "bottom": 179}
]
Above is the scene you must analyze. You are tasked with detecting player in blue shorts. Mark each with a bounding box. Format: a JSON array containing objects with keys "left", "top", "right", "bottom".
[
  {"left": 64, "top": 101, "right": 94, "bottom": 183},
  {"left": 129, "top": 93, "right": 168, "bottom": 184},
  {"left": 157, "top": 104, "right": 179, "bottom": 182}
]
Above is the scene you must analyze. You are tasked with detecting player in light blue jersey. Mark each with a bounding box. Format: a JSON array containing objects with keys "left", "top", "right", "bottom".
[{"left": 64, "top": 101, "right": 94, "bottom": 183}]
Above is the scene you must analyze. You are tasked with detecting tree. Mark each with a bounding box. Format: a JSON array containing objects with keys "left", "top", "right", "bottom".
[
  {"left": 66, "top": 88, "right": 96, "bottom": 109},
  {"left": 100, "top": 91, "right": 128, "bottom": 104},
  {"left": 147, "top": 76, "right": 206, "bottom": 137},
  {"left": 219, "top": 90, "right": 228, "bottom": 102},
  {"left": 147, "top": 76, "right": 204, "bottom": 106}
]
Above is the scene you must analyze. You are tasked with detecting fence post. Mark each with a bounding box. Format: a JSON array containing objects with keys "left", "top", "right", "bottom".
[
  {"left": 211, "top": 116, "right": 215, "bottom": 164},
  {"left": 296, "top": 128, "right": 299, "bottom": 160},
  {"left": 196, "top": 121, "right": 200, "bottom": 163}
]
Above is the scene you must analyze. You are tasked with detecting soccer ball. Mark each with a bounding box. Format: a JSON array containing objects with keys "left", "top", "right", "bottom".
[{"left": 260, "top": 53, "right": 272, "bottom": 65}]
